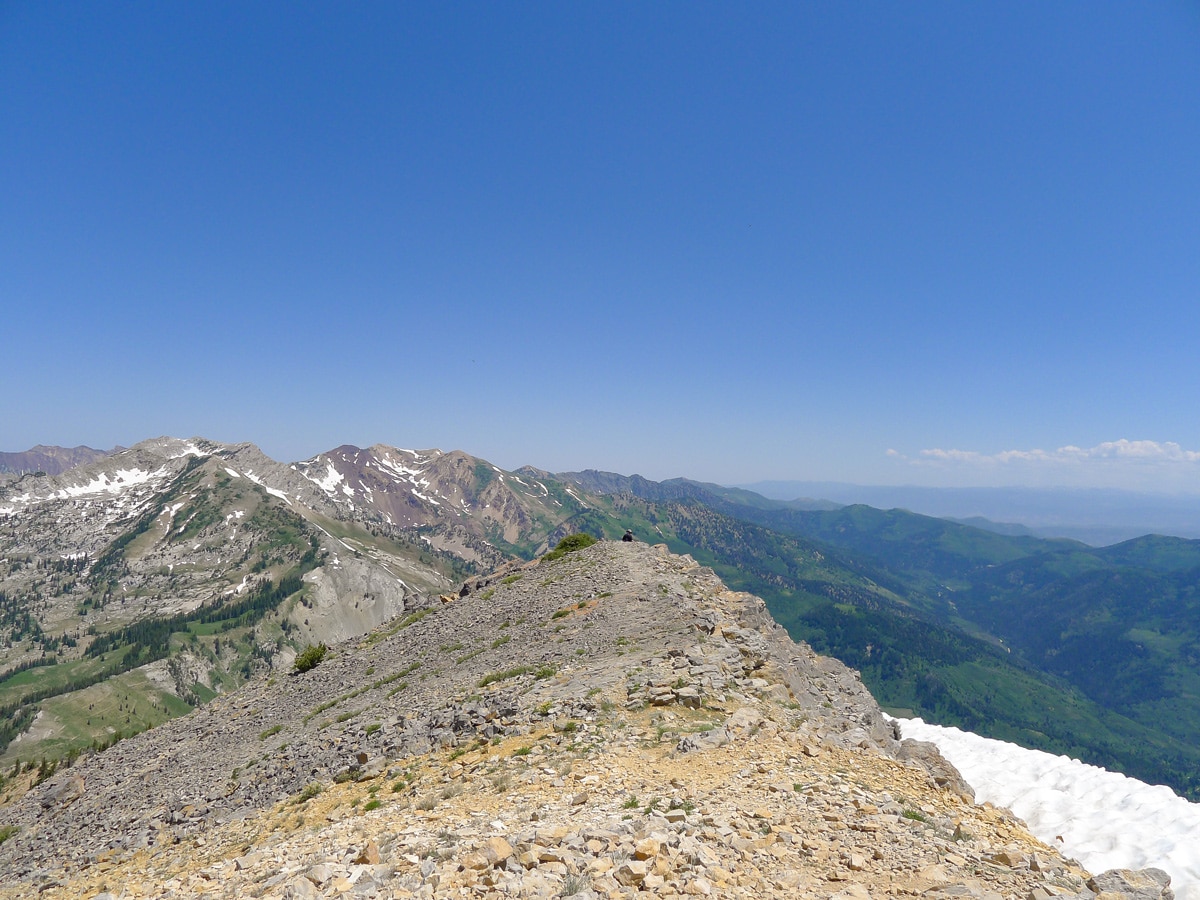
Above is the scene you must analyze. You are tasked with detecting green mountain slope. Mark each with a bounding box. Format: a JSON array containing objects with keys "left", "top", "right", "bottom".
[{"left": 555, "top": 472, "right": 1200, "bottom": 799}]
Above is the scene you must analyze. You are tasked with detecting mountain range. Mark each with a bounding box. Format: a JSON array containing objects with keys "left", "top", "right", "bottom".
[
  {"left": 3, "top": 437, "right": 1200, "bottom": 806},
  {"left": 740, "top": 480, "right": 1200, "bottom": 545},
  {"left": 0, "top": 445, "right": 118, "bottom": 478}
]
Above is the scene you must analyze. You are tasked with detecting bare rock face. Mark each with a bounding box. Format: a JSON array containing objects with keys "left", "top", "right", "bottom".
[
  {"left": 895, "top": 738, "right": 975, "bottom": 803},
  {"left": 293, "top": 553, "right": 414, "bottom": 646},
  {"left": 0, "top": 542, "right": 1175, "bottom": 900},
  {"left": 1088, "top": 868, "right": 1174, "bottom": 900}
]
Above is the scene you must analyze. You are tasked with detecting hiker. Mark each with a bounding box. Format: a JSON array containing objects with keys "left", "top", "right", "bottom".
[{"left": 622, "top": 529, "right": 635, "bottom": 542}]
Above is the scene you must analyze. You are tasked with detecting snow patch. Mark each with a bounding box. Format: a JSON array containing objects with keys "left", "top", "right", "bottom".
[
  {"left": 241, "top": 470, "right": 291, "bottom": 504},
  {"left": 224, "top": 574, "right": 254, "bottom": 596},
  {"left": 896, "top": 717, "right": 1200, "bottom": 900},
  {"left": 169, "top": 442, "right": 205, "bottom": 459},
  {"left": 307, "top": 461, "right": 345, "bottom": 494},
  {"left": 53, "top": 468, "right": 160, "bottom": 499}
]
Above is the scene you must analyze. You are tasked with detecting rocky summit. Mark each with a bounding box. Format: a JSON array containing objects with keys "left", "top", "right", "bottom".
[{"left": 0, "top": 541, "right": 1172, "bottom": 900}]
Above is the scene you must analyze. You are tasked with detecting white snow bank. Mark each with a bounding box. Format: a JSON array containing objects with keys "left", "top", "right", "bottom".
[
  {"left": 240, "top": 470, "right": 290, "bottom": 504},
  {"left": 308, "top": 461, "right": 345, "bottom": 493},
  {"left": 896, "top": 718, "right": 1200, "bottom": 900},
  {"left": 53, "top": 468, "right": 159, "bottom": 499},
  {"left": 169, "top": 441, "right": 204, "bottom": 458}
]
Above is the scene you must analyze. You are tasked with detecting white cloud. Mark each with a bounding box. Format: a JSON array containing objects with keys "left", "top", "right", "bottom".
[
  {"left": 912, "top": 439, "right": 1200, "bottom": 467},
  {"left": 887, "top": 440, "right": 1200, "bottom": 491},
  {"left": 1056, "top": 440, "right": 1200, "bottom": 462}
]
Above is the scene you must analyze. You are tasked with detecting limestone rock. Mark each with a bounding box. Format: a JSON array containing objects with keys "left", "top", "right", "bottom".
[{"left": 1087, "top": 868, "right": 1173, "bottom": 900}]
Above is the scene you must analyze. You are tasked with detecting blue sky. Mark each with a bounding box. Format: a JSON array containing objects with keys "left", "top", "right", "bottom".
[{"left": 3, "top": 3, "right": 1199, "bottom": 490}]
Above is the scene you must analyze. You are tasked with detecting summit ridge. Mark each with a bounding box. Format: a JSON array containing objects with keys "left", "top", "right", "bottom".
[{"left": 0, "top": 541, "right": 1171, "bottom": 899}]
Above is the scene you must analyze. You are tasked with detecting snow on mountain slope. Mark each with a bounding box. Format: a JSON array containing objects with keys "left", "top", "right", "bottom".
[
  {"left": 291, "top": 443, "right": 589, "bottom": 557},
  {"left": 0, "top": 439, "right": 212, "bottom": 532},
  {"left": 0, "top": 436, "right": 469, "bottom": 769}
]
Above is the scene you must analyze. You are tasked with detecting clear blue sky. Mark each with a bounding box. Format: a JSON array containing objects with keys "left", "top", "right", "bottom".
[{"left": 4, "top": 3, "right": 1199, "bottom": 491}]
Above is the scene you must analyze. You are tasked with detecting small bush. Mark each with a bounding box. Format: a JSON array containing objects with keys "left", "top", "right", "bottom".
[
  {"left": 561, "top": 874, "right": 591, "bottom": 897},
  {"left": 542, "top": 532, "right": 598, "bottom": 562},
  {"left": 479, "top": 665, "right": 532, "bottom": 687},
  {"left": 259, "top": 724, "right": 282, "bottom": 740},
  {"left": 0, "top": 824, "right": 18, "bottom": 845},
  {"left": 293, "top": 643, "right": 328, "bottom": 673}
]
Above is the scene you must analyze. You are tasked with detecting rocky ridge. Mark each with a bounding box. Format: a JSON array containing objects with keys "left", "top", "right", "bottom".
[{"left": 0, "top": 542, "right": 1172, "bottom": 899}]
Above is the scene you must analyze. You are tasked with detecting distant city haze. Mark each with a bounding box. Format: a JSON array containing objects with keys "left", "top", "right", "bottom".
[{"left": 738, "top": 481, "right": 1200, "bottom": 546}]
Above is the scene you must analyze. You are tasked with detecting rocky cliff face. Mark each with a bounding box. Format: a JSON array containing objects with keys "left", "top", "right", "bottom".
[{"left": 0, "top": 542, "right": 1172, "bottom": 900}]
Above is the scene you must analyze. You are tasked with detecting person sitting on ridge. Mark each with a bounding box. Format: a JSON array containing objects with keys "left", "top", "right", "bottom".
[{"left": 622, "top": 529, "right": 635, "bottom": 542}]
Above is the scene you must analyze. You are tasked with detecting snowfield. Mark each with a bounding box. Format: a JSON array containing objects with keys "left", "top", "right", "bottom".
[
  {"left": 896, "top": 717, "right": 1200, "bottom": 900},
  {"left": 55, "top": 467, "right": 161, "bottom": 499}
]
